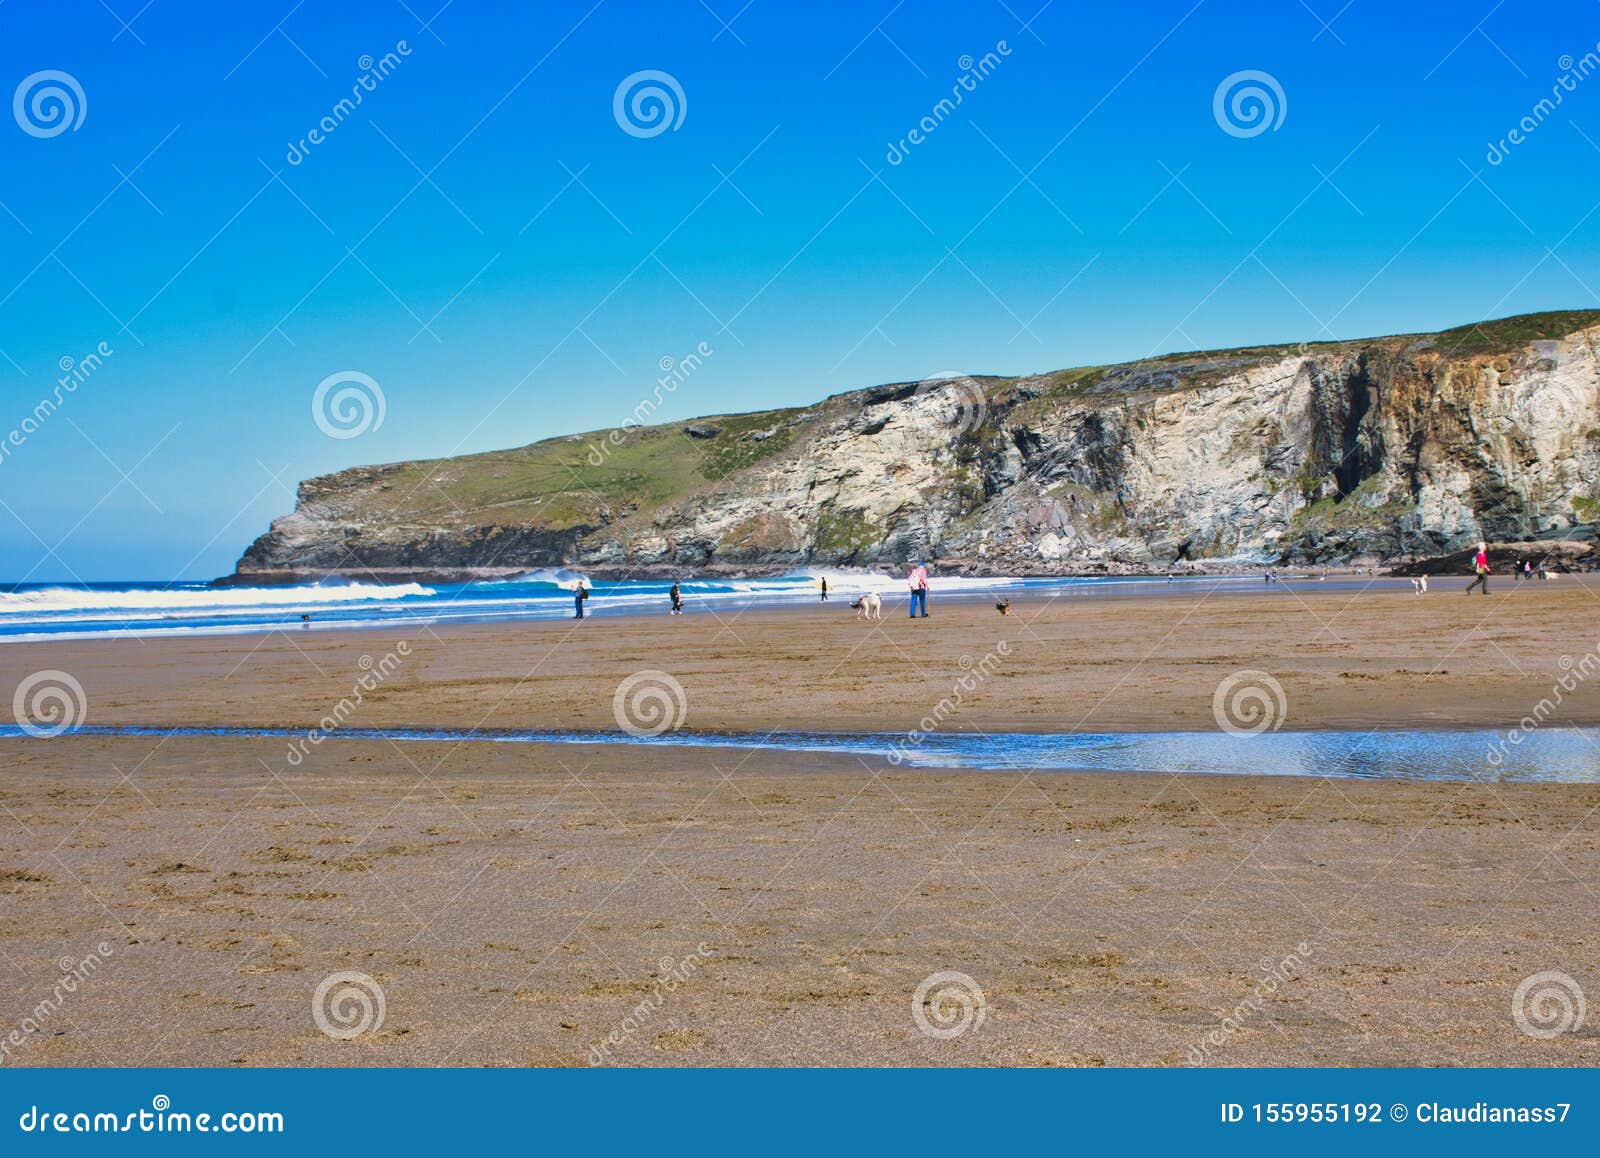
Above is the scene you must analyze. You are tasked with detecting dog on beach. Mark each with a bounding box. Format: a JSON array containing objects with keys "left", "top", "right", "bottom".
[
  {"left": 850, "top": 593, "right": 882, "bottom": 620},
  {"left": 995, "top": 598, "right": 1011, "bottom": 615},
  {"left": 1410, "top": 575, "right": 1428, "bottom": 595}
]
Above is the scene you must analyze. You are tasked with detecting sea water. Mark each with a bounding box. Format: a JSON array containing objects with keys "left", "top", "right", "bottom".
[
  {"left": 0, "top": 570, "right": 1402, "bottom": 642},
  {"left": 3, "top": 722, "right": 1594, "bottom": 783}
]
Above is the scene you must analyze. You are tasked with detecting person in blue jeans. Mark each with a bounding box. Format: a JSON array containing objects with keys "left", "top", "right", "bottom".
[
  {"left": 907, "top": 561, "right": 929, "bottom": 618},
  {"left": 574, "top": 579, "right": 589, "bottom": 618}
]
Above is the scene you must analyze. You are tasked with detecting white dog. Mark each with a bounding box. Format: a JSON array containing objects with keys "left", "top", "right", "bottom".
[{"left": 850, "top": 593, "right": 882, "bottom": 620}]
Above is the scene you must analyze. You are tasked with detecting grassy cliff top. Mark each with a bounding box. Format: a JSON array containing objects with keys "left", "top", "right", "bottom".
[
  {"left": 299, "top": 308, "right": 1600, "bottom": 529},
  {"left": 1409, "top": 309, "right": 1600, "bottom": 356}
]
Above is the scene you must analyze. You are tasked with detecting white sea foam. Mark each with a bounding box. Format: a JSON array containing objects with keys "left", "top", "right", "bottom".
[
  {"left": 780, "top": 568, "right": 1030, "bottom": 595},
  {"left": 0, "top": 571, "right": 1060, "bottom": 642},
  {"left": 507, "top": 568, "right": 590, "bottom": 589},
  {"left": 0, "top": 582, "right": 436, "bottom": 615}
]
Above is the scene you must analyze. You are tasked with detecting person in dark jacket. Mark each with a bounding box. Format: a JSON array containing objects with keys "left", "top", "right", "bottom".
[
  {"left": 669, "top": 581, "right": 683, "bottom": 615},
  {"left": 574, "top": 579, "right": 590, "bottom": 618}
]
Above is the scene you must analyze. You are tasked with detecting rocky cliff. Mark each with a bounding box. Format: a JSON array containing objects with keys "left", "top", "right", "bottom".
[{"left": 232, "top": 310, "right": 1600, "bottom": 582}]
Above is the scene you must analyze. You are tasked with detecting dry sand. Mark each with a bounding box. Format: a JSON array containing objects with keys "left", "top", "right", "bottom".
[
  {"left": 4, "top": 582, "right": 1600, "bottom": 734},
  {"left": 1, "top": 735, "right": 1597, "bottom": 1067},
  {"left": 2, "top": 583, "right": 1599, "bottom": 1066}
]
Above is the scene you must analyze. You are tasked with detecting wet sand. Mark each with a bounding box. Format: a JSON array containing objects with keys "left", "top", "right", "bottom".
[
  {"left": 1, "top": 736, "right": 1596, "bottom": 1067},
  {"left": 2, "top": 582, "right": 1598, "bottom": 1067},
  {"left": 4, "top": 583, "right": 1599, "bottom": 734}
]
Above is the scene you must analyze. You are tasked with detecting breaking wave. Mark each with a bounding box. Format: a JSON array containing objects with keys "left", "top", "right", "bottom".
[
  {"left": 505, "top": 568, "right": 589, "bottom": 590},
  {"left": 0, "top": 583, "right": 436, "bottom": 615}
]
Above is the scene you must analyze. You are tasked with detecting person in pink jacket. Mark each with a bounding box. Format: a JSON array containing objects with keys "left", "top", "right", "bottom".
[
  {"left": 907, "top": 562, "right": 929, "bottom": 618},
  {"left": 1465, "top": 542, "right": 1491, "bottom": 595}
]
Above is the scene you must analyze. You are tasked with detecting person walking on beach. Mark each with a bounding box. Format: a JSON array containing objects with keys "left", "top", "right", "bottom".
[
  {"left": 819, "top": 576, "right": 828, "bottom": 602},
  {"left": 1465, "top": 542, "right": 1491, "bottom": 595},
  {"left": 908, "top": 561, "right": 929, "bottom": 618},
  {"left": 574, "top": 578, "right": 590, "bottom": 618},
  {"left": 669, "top": 581, "right": 683, "bottom": 615}
]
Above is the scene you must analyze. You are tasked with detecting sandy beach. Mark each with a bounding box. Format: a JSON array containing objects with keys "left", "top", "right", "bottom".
[
  {"left": 3, "top": 583, "right": 1600, "bottom": 735},
  {"left": 2, "top": 734, "right": 1596, "bottom": 1067},
  {"left": 3, "top": 583, "right": 1599, "bottom": 1067}
]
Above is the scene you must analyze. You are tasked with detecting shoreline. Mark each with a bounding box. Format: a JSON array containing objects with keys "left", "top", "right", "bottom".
[
  {"left": 0, "top": 573, "right": 1417, "bottom": 646},
  {"left": 4, "top": 585, "right": 1598, "bottom": 735}
]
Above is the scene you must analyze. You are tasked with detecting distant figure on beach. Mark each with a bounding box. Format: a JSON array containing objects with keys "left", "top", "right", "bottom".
[
  {"left": 1410, "top": 575, "right": 1428, "bottom": 595},
  {"left": 1523, "top": 559, "right": 1533, "bottom": 581},
  {"left": 669, "top": 581, "right": 683, "bottom": 615},
  {"left": 907, "top": 561, "right": 929, "bottom": 618},
  {"left": 301, "top": 613, "right": 311, "bottom": 628},
  {"left": 574, "top": 579, "right": 589, "bottom": 618},
  {"left": 995, "top": 597, "right": 1011, "bottom": 616},
  {"left": 820, "top": 576, "right": 828, "bottom": 602},
  {"left": 1465, "top": 542, "right": 1490, "bottom": 595}
]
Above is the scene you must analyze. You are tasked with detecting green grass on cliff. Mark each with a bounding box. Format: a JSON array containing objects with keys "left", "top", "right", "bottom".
[
  {"left": 296, "top": 309, "right": 1600, "bottom": 537},
  {"left": 326, "top": 406, "right": 807, "bottom": 530},
  {"left": 1416, "top": 309, "right": 1600, "bottom": 357}
]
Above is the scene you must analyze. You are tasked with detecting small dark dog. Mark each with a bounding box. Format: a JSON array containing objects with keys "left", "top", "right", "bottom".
[{"left": 995, "top": 598, "right": 1011, "bottom": 616}]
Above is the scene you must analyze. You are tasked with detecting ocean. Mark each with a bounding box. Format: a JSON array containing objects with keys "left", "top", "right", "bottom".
[{"left": 0, "top": 569, "right": 1373, "bottom": 642}]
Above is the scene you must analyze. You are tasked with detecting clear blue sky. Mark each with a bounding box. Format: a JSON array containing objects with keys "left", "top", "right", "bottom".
[{"left": 1, "top": 0, "right": 1596, "bottom": 580}]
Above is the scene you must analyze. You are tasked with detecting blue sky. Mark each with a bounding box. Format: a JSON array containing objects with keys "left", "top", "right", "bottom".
[{"left": 1, "top": 0, "right": 1597, "bottom": 579}]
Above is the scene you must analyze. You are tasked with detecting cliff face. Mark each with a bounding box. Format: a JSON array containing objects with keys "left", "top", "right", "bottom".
[{"left": 233, "top": 311, "right": 1600, "bottom": 581}]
